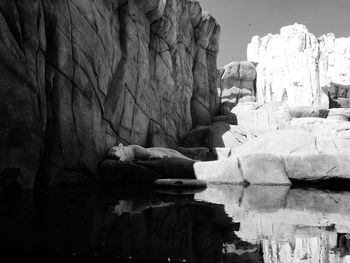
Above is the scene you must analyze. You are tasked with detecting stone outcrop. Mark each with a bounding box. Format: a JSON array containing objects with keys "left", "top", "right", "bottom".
[
  {"left": 0, "top": 0, "right": 220, "bottom": 190},
  {"left": 193, "top": 129, "right": 350, "bottom": 183},
  {"left": 247, "top": 23, "right": 350, "bottom": 108},
  {"left": 232, "top": 102, "right": 291, "bottom": 132},
  {"left": 194, "top": 153, "right": 292, "bottom": 185},
  {"left": 290, "top": 117, "right": 350, "bottom": 140},
  {"left": 219, "top": 61, "right": 256, "bottom": 105}
]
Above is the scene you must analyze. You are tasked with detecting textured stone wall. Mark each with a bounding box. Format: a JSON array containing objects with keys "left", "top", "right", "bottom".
[
  {"left": 219, "top": 61, "right": 256, "bottom": 105},
  {"left": 247, "top": 23, "right": 350, "bottom": 108},
  {"left": 0, "top": 0, "right": 220, "bottom": 190}
]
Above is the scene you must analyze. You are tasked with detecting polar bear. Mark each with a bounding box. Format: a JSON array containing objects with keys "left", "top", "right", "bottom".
[{"left": 108, "top": 143, "right": 163, "bottom": 161}]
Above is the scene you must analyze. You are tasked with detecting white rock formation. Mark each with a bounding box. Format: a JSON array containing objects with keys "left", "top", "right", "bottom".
[
  {"left": 247, "top": 23, "right": 350, "bottom": 108},
  {"left": 319, "top": 33, "right": 350, "bottom": 88}
]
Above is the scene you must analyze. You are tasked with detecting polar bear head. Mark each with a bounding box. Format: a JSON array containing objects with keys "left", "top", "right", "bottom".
[{"left": 108, "top": 143, "right": 127, "bottom": 161}]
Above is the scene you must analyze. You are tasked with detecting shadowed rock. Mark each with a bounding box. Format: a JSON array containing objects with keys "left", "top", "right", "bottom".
[
  {"left": 0, "top": 0, "right": 221, "bottom": 190},
  {"left": 99, "top": 158, "right": 196, "bottom": 184}
]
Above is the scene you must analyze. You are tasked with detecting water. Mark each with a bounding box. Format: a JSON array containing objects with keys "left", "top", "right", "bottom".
[{"left": 0, "top": 184, "right": 350, "bottom": 262}]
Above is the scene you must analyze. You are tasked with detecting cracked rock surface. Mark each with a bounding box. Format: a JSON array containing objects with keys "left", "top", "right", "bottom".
[{"left": 0, "top": 0, "right": 220, "bottom": 189}]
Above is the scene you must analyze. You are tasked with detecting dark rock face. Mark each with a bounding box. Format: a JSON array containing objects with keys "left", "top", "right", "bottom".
[
  {"left": 0, "top": 0, "right": 220, "bottom": 190},
  {"left": 0, "top": 1, "right": 47, "bottom": 191}
]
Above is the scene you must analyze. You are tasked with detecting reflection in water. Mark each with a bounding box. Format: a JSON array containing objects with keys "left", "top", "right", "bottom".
[
  {"left": 0, "top": 185, "right": 350, "bottom": 262},
  {"left": 196, "top": 185, "right": 350, "bottom": 263}
]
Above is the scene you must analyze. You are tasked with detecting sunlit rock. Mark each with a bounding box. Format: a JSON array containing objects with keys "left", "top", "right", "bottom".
[
  {"left": 239, "top": 153, "right": 291, "bottom": 185},
  {"left": 319, "top": 34, "right": 350, "bottom": 89},
  {"left": 230, "top": 129, "right": 316, "bottom": 156},
  {"left": 247, "top": 23, "right": 350, "bottom": 108},
  {"left": 232, "top": 102, "right": 291, "bottom": 132},
  {"left": 290, "top": 118, "right": 350, "bottom": 139},
  {"left": 285, "top": 151, "right": 350, "bottom": 181},
  {"left": 193, "top": 158, "right": 243, "bottom": 184},
  {"left": 224, "top": 128, "right": 350, "bottom": 182},
  {"left": 193, "top": 152, "right": 291, "bottom": 186}
]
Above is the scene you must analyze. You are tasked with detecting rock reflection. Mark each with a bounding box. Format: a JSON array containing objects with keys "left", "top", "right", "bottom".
[
  {"left": 196, "top": 185, "right": 350, "bottom": 263},
  {"left": 1, "top": 185, "right": 350, "bottom": 262}
]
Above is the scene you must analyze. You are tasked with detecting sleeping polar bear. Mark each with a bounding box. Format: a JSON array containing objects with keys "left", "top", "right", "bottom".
[
  {"left": 108, "top": 143, "right": 162, "bottom": 161},
  {"left": 108, "top": 143, "right": 192, "bottom": 161}
]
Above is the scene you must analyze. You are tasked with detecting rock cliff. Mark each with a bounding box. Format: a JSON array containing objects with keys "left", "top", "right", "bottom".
[
  {"left": 0, "top": 0, "right": 220, "bottom": 190},
  {"left": 247, "top": 23, "right": 350, "bottom": 108}
]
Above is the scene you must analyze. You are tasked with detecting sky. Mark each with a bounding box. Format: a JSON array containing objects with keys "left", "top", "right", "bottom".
[{"left": 198, "top": 0, "right": 350, "bottom": 67}]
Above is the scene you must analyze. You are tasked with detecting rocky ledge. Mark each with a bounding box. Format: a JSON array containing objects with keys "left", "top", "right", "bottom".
[{"left": 194, "top": 128, "right": 350, "bottom": 184}]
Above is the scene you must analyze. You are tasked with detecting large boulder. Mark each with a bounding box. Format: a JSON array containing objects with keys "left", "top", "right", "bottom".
[
  {"left": 239, "top": 153, "right": 291, "bottom": 185},
  {"left": 193, "top": 128, "right": 350, "bottom": 184},
  {"left": 219, "top": 61, "right": 256, "bottom": 104},
  {"left": 193, "top": 158, "right": 243, "bottom": 184},
  {"left": 0, "top": 0, "right": 221, "bottom": 190},
  {"left": 285, "top": 151, "right": 350, "bottom": 181},
  {"left": 193, "top": 153, "right": 291, "bottom": 186},
  {"left": 232, "top": 129, "right": 350, "bottom": 181}
]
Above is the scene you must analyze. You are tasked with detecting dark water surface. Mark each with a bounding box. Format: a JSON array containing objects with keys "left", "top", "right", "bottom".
[{"left": 1, "top": 184, "right": 350, "bottom": 262}]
